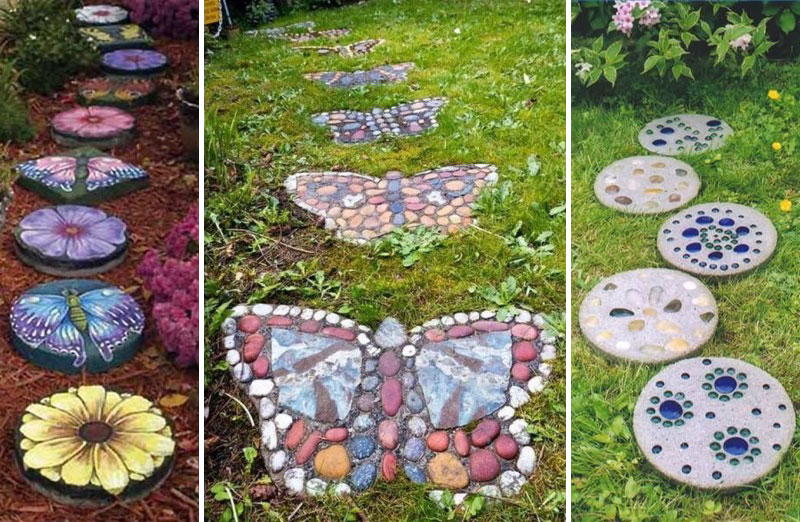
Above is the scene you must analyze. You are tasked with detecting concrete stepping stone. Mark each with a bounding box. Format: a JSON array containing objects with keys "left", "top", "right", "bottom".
[
  {"left": 15, "top": 385, "right": 175, "bottom": 505},
  {"left": 75, "top": 5, "right": 129, "bottom": 26},
  {"left": 221, "top": 305, "right": 558, "bottom": 498},
  {"left": 101, "top": 49, "right": 169, "bottom": 76},
  {"left": 634, "top": 357, "right": 795, "bottom": 490},
  {"left": 658, "top": 202, "right": 777, "bottom": 277},
  {"left": 312, "top": 97, "right": 446, "bottom": 144},
  {"left": 594, "top": 156, "right": 700, "bottom": 214},
  {"left": 305, "top": 63, "right": 414, "bottom": 88},
  {"left": 579, "top": 268, "right": 717, "bottom": 364},
  {"left": 10, "top": 279, "right": 144, "bottom": 374},
  {"left": 78, "top": 77, "right": 157, "bottom": 108},
  {"left": 80, "top": 24, "right": 152, "bottom": 52},
  {"left": 51, "top": 106, "right": 135, "bottom": 150},
  {"left": 246, "top": 21, "right": 315, "bottom": 37},
  {"left": 15, "top": 147, "right": 149, "bottom": 205},
  {"left": 639, "top": 114, "right": 733, "bottom": 155},
  {"left": 284, "top": 164, "right": 497, "bottom": 243},
  {"left": 293, "top": 39, "right": 384, "bottom": 57},
  {"left": 14, "top": 205, "right": 128, "bottom": 277}
]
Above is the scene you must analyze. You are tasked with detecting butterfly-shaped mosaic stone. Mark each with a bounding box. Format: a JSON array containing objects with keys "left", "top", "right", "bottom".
[
  {"left": 293, "top": 39, "right": 384, "bottom": 57},
  {"left": 285, "top": 164, "right": 497, "bottom": 243},
  {"left": 79, "top": 24, "right": 152, "bottom": 52},
  {"left": 305, "top": 63, "right": 415, "bottom": 88},
  {"left": 222, "top": 304, "right": 557, "bottom": 497}
]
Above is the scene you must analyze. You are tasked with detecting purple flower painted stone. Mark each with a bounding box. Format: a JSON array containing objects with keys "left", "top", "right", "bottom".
[
  {"left": 14, "top": 205, "right": 129, "bottom": 277},
  {"left": 101, "top": 49, "right": 168, "bottom": 76}
]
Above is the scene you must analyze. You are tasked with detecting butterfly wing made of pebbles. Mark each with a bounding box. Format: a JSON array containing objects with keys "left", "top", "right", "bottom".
[
  {"left": 86, "top": 157, "right": 148, "bottom": 191},
  {"left": 16, "top": 157, "right": 79, "bottom": 192},
  {"left": 11, "top": 294, "right": 86, "bottom": 365},
  {"left": 286, "top": 29, "right": 351, "bottom": 43},
  {"left": 80, "top": 288, "right": 144, "bottom": 361}
]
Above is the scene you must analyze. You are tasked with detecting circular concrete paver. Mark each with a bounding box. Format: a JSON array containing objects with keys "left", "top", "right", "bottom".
[{"left": 638, "top": 114, "right": 733, "bottom": 155}]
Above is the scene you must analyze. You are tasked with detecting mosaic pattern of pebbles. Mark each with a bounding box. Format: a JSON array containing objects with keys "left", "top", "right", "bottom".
[
  {"left": 284, "top": 165, "right": 497, "bottom": 243},
  {"left": 579, "top": 268, "right": 718, "bottom": 364},
  {"left": 312, "top": 98, "right": 446, "bottom": 144},
  {"left": 78, "top": 77, "right": 157, "bottom": 108},
  {"left": 293, "top": 39, "right": 384, "bottom": 57},
  {"left": 222, "top": 305, "right": 558, "bottom": 497},
  {"left": 101, "top": 49, "right": 169, "bottom": 76},
  {"left": 638, "top": 114, "right": 733, "bottom": 156},
  {"left": 271, "top": 29, "right": 351, "bottom": 42},
  {"left": 634, "top": 357, "right": 795, "bottom": 490},
  {"left": 657, "top": 203, "right": 777, "bottom": 277},
  {"left": 80, "top": 24, "right": 152, "bottom": 52},
  {"left": 594, "top": 156, "right": 700, "bottom": 214},
  {"left": 75, "top": 5, "right": 129, "bottom": 26},
  {"left": 249, "top": 21, "right": 315, "bottom": 38},
  {"left": 305, "top": 63, "right": 414, "bottom": 88}
]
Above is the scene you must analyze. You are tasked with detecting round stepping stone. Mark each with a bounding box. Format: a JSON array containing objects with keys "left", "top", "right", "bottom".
[
  {"left": 594, "top": 156, "right": 700, "bottom": 214},
  {"left": 639, "top": 114, "right": 733, "bottom": 155},
  {"left": 579, "top": 268, "right": 718, "bottom": 364},
  {"left": 10, "top": 279, "right": 145, "bottom": 374},
  {"left": 78, "top": 77, "right": 157, "bottom": 108},
  {"left": 75, "top": 5, "right": 128, "bottom": 26},
  {"left": 80, "top": 24, "right": 152, "bottom": 52},
  {"left": 14, "top": 385, "right": 175, "bottom": 506},
  {"left": 657, "top": 203, "right": 777, "bottom": 277},
  {"left": 51, "top": 106, "right": 135, "bottom": 149},
  {"left": 14, "top": 205, "right": 128, "bottom": 277},
  {"left": 101, "top": 49, "right": 169, "bottom": 76},
  {"left": 633, "top": 357, "right": 795, "bottom": 490}
]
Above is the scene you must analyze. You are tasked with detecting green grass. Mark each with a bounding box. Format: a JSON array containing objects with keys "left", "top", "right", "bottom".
[
  {"left": 205, "top": 0, "right": 566, "bottom": 520},
  {"left": 571, "top": 58, "right": 800, "bottom": 521}
]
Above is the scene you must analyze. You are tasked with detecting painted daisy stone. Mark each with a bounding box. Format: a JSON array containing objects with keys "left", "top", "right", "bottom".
[
  {"left": 101, "top": 49, "right": 169, "bottom": 76},
  {"left": 15, "top": 385, "right": 175, "bottom": 506},
  {"left": 14, "top": 205, "right": 129, "bottom": 277},
  {"left": 75, "top": 5, "right": 129, "bottom": 26},
  {"left": 634, "top": 357, "right": 795, "bottom": 490},
  {"left": 638, "top": 114, "right": 733, "bottom": 156},
  {"left": 78, "top": 77, "right": 157, "bottom": 108},
  {"left": 51, "top": 106, "right": 135, "bottom": 149},
  {"left": 80, "top": 24, "right": 152, "bottom": 52},
  {"left": 10, "top": 279, "right": 145, "bottom": 374}
]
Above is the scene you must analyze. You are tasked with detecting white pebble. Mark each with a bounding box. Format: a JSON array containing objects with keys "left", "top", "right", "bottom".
[
  {"left": 538, "top": 363, "right": 553, "bottom": 377},
  {"left": 366, "top": 345, "right": 381, "bottom": 357},
  {"left": 515, "top": 310, "right": 532, "bottom": 323},
  {"left": 527, "top": 376, "right": 546, "bottom": 394},
  {"left": 313, "top": 310, "right": 326, "bottom": 321},
  {"left": 341, "top": 319, "right": 355, "bottom": 328},
  {"left": 357, "top": 333, "right": 370, "bottom": 345},
  {"left": 509, "top": 418, "right": 528, "bottom": 435},
  {"left": 407, "top": 416, "right": 427, "bottom": 437},
  {"left": 499, "top": 470, "right": 525, "bottom": 496},
  {"left": 223, "top": 336, "right": 235, "bottom": 349},
  {"left": 477, "top": 485, "right": 501, "bottom": 499},
  {"left": 326, "top": 313, "right": 340, "bottom": 324},
  {"left": 274, "top": 413, "right": 293, "bottom": 430},
  {"left": 225, "top": 349, "right": 240, "bottom": 365},
  {"left": 533, "top": 314, "right": 546, "bottom": 328},
  {"left": 540, "top": 331, "right": 556, "bottom": 344},
  {"left": 289, "top": 306, "right": 301, "bottom": 317},
  {"left": 508, "top": 385, "right": 530, "bottom": 408},
  {"left": 232, "top": 304, "right": 249, "bottom": 317},
  {"left": 423, "top": 319, "right": 440, "bottom": 328},
  {"left": 517, "top": 446, "right": 537, "bottom": 476},
  {"left": 441, "top": 316, "right": 455, "bottom": 326},
  {"left": 333, "top": 482, "right": 351, "bottom": 496},
  {"left": 410, "top": 326, "right": 423, "bottom": 334},
  {"left": 273, "top": 305, "right": 290, "bottom": 316},
  {"left": 253, "top": 304, "right": 273, "bottom": 316},
  {"left": 232, "top": 362, "right": 252, "bottom": 382},
  {"left": 222, "top": 318, "right": 237, "bottom": 334},
  {"left": 249, "top": 379, "right": 274, "bottom": 397},
  {"left": 541, "top": 344, "right": 557, "bottom": 361},
  {"left": 300, "top": 308, "right": 314, "bottom": 320},
  {"left": 269, "top": 450, "right": 286, "bottom": 472},
  {"left": 402, "top": 345, "right": 417, "bottom": 357},
  {"left": 454, "top": 312, "right": 469, "bottom": 324},
  {"left": 259, "top": 398, "right": 275, "bottom": 419},
  {"left": 261, "top": 421, "right": 277, "bottom": 450},
  {"left": 453, "top": 493, "right": 467, "bottom": 505},
  {"left": 306, "top": 478, "right": 327, "bottom": 496},
  {"left": 497, "top": 406, "right": 515, "bottom": 421},
  {"left": 480, "top": 310, "right": 495, "bottom": 319},
  {"left": 284, "top": 468, "right": 305, "bottom": 495},
  {"left": 469, "top": 311, "right": 480, "bottom": 321}
]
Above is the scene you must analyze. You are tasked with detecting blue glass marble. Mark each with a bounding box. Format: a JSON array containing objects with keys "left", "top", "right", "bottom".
[
  {"left": 715, "top": 376, "right": 737, "bottom": 393},
  {"left": 723, "top": 436, "right": 749, "bottom": 456},
  {"left": 659, "top": 400, "right": 683, "bottom": 420},
  {"left": 682, "top": 228, "right": 699, "bottom": 238}
]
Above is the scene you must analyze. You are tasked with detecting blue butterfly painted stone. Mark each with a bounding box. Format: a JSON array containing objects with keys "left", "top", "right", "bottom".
[{"left": 10, "top": 279, "right": 144, "bottom": 374}]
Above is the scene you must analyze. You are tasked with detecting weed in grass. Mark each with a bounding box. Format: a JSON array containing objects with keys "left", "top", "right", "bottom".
[{"left": 373, "top": 226, "right": 444, "bottom": 267}]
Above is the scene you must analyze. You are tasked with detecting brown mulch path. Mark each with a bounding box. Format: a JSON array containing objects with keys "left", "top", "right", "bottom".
[{"left": 0, "top": 9, "right": 200, "bottom": 522}]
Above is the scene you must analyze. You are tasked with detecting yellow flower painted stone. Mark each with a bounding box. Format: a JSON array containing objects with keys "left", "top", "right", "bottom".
[{"left": 14, "top": 385, "right": 176, "bottom": 506}]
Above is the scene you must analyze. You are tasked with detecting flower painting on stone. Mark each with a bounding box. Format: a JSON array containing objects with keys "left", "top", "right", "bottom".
[
  {"left": 102, "top": 49, "right": 168, "bottom": 73},
  {"left": 52, "top": 107, "right": 135, "bottom": 140},
  {"left": 76, "top": 5, "right": 129, "bottom": 25}
]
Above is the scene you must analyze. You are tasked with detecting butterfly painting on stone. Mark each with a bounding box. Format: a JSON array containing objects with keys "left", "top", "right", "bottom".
[
  {"left": 222, "top": 303, "right": 557, "bottom": 497},
  {"left": 285, "top": 164, "right": 497, "bottom": 243}
]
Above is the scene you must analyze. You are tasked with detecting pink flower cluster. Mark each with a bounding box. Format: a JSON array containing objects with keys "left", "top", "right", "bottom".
[
  {"left": 137, "top": 207, "right": 199, "bottom": 367},
  {"left": 125, "top": 0, "right": 198, "bottom": 39},
  {"left": 613, "top": 1, "right": 660, "bottom": 37}
]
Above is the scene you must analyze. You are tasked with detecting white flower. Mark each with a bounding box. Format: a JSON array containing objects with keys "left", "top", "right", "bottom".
[{"left": 575, "top": 61, "right": 593, "bottom": 81}]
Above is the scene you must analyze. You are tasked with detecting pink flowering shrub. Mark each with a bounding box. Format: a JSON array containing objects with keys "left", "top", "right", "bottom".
[
  {"left": 612, "top": 1, "right": 660, "bottom": 37},
  {"left": 137, "top": 207, "right": 199, "bottom": 367},
  {"left": 125, "top": 0, "right": 199, "bottom": 39}
]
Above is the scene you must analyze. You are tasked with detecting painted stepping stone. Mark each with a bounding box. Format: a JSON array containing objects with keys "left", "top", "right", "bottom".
[
  {"left": 658, "top": 202, "right": 777, "bottom": 277},
  {"left": 312, "top": 97, "right": 446, "bottom": 144},
  {"left": 78, "top": 77, "right": 157, "bottom": 108},
  {"left": 10, "top": 279, "right": 144, "bottom": 374},
  {"left": 14, "top": 206, "right": 128, "bottom": 277},
  {"left": 293, "top": 39, "right": 384, "bottom": 57},
  {"left": 634, "top": 357, "right": 795, "bottom": 490},
  {"left": 80, "top": 24, "right": 152, "bottom": 52},
  {"left": 579, "top": 268, "right": 717, "bottom": 364},
  {"left": 639, "top": 114, "right": 733, "bottom": 156},
  {"left": 15, "top": 385, "right": 175, "bottom": 506},
  {"left": 101, "top": 49, "right": 169, "bottom": 76},
  {"left": 594, "top": 156, "right": 700, "bottom": 214},
  {"left": 51, "top": 106, "right": 135, "bottom": 150},
  {"left": 285, "top": 164, "right": 497, "bottom": 243},
  {"left": 75, "top": 5, "right": 129, "bottom": 26},
  {"left": 221, "top": 305, "right": 558, "bottom": 497},
  {"left": 305, "top": 63, "right": 415, "bottom": 88}
]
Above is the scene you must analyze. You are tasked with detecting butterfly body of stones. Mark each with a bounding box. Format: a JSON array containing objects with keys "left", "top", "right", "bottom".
[
  {"left": 293, "top": 38, "right": 385, "bottom": 57},
  {"left": 284, "top": 165, "right": 497, "bottom": 243},
  {"left": 304, "top": 63, "right": 415, "bottom": 88},
  {"left": 222, "top": 305, "right": 558, "bottom": 497}
]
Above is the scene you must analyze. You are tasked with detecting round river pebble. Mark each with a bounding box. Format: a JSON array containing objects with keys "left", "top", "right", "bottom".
[{"left": 638, "top": 114, "right": 733, "bottom": 155}]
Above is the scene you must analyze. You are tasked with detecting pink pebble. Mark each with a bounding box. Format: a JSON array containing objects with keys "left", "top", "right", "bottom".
[
  {"left": 324, "top": 427, "right": 349, "bottom": 442},
  {"left": 251, "top": 356, "right": 270, "bottom": 378},
  {"left": 425, "top": 329, "right": 446, "bottom": 342},
  {"left": 511, "top": 362, "right": 531, "bottom": 381},
  {"left": 511, "top": 323, "right": 538, "bottom": 340},
  {"left": 494, "top": 434, "right": 519, "bottom": 460},
  {"left": 513, "top": 341, "right": 537, "bottom": 362},
  {"left": 238, "top": 315, "right": 261, "bottom": 334},
  {"left": 299, "top": 320, "right": 321, "bottom": 333},
  {"left": 266, "top": 316, "right": 293, "bottom": 327}
]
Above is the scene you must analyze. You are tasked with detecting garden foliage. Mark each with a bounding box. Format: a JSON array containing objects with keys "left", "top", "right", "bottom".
[
  {"left": 126, "top": 0, "right": 199, "bottom": 39},
  {"left": 245, "top": 0, "right": 278, "bottom": 26},
  {"left": 0, "top": 61, "right": 34, "bottom": 143}
]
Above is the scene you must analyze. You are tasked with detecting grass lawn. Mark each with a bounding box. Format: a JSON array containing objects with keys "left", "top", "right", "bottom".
[
  {"left": 571, "top": 59, "right": 800, "bottom": 521},
  {"left": 204, "top": 0, "right": 567, "bottom": 519}
]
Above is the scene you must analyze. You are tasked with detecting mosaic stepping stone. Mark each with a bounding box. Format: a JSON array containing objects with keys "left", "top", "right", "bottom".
[
  {"left": 293, "top": 39, "right": 384, "bottom": 57},
  {"left": 246, "top": 21, "right": 315, "bottom": 37},
  {"left": 80, "top": 24, "right": 152, "bottom": 52},
  {"left": 658, "top": 203, "right": 777, "bottom": 277},
  {"left": 579, "top": 269, "right": 717, "bottom": 364},
  {"left": 10, "top": 279, "right": 144, "bottom": 374},
  {"left": 285, "top": 164, "right": 497, "bottom": 243},
  {"left": 305, "top": 63, "right": 414, "bottom": 88},
  {"left": 221, "top": 305, "right": 558, "bottom": 498},
  {"left": 75, "top": 5, "right": 129, "bottom": 26},
  {"left": 15, "top": 147, "right": 149, "bottom": 205},
  {"left": 634, "top": 357, "right": 795, "bottom": 490},
  {"left": 51, "top": 106, "right": 135, "bottom": 150},
  {"left": 78, "top": 77, "right": 157, "bottom": 108},
  {"left": 15, "top": 385, "right": 175, "bottom": 506},
  {"left": 14, "top": 205, "right": 129, "bottom": 277},
  {"left": 101, "top": 49, "right": 169, "bottom": 76},
  {"left": 594, "top": 156, "right": 700, "bottom": 214},
  {"left": 312, "top": 98, "right": 446, "bottom": 144},
  {"left": 270, "top": 28, "right": 351, "bottom": 42},
  {"left": 639, "top": 114, "right": 733, "bottom": 156}
]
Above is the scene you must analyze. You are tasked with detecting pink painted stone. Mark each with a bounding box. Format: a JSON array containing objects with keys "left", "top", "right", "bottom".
[
  {"left": 511, "top": 362, "right": 531, "bottom": 381},
  {"left": 295, "top": 431, "right": 323, "bottom": 464},
  {"left": 470, "top": 419, "right": 501, "bottom": 448},
  {"left": 469, "top": 449, "right": 500, "bottom": 482},
  {"left": 238, "top": 315, "right": 261, "bottom": 334},
  {"left": 494, "top": 434, "right": 519, "bottom": 460},
  {"left": 408, "top": 122, "right": 422, "bottom": 133},
  {"left": 324, "top": 427, "right": 349, "bottom": 442},
  {"left": 454, "top": 430, "right": 470, "bottom": 457},
  {"left": 378, "top": 352, "right": 402, "bottom": 377},
  {"left": 447, "top": 325, "right": 474, "bottom": 338},
  {"left": 511, "top": 323, "right": 539, "bottom": 340},
  {"left": 406, "top": 202, "right": 426, "bottom": 211},
  {"left": 242, "top": 334, "right": 265, "bottom": 362},
  {"left": 513, "top": 341, "right": 537, "bottom": 362},
  {"left": 351, "top": 129, "right": 366, "bottom": 141},
  {"left": 266, "top": 316, "right": 293, "bottom": 327},
  {"left": 322, "top": 326, "right": 356, "bottom": 341},
  {"left": 286, "top": 420, "right": 306, "bottom": 450},
  {"left": 299, "top": 320, "right": 321, "bottom": 333},
  {"left": 368, "top": 196, "right": 386, "bottom": 204},
  {"left": 426, "top": 431, "right": 449, "bottom": 452},
  {"left": 472, "top": 320, "right": 510, "bottom": 332},
  {"left": 378, "top": 419, "right": 399, "bottom": 449},
  {"left": 425, "top": 329, "right": 446, "bottom": 342},
  {"left": 381, "top": 378, "right": 402, "bottom": 416},
  {"left": 252, "top": 356, "right": 270, "bottom": 378},
  {"left": 382, "top": 452, "right": 397, "bottom": 482}
]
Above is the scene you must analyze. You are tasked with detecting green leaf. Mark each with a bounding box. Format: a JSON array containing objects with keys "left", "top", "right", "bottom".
[
  {"left": 715, "top": 41, "right": 730, "bottom": 65},
  {"left": 592, "top": 35, "right": 603, "bottom": 53},
  {"left": 526, "top": 155, "right": 541, "bottom": 176},
  {"left": 605, "top": 40, "right": 622, "bottom": 60},
  {"left": 624, "top": 477, "right": 640, "bottom": 499},
  {"left": 587, "top": 67, "right": 603, "bottom": 86},
  {"left": 791, "top": 3, "right": 800, "bottom": 15},
  {"left": 680, "top": 31, "right": 696, "bottom": 49},
  {"left": 741, "top": 54, "right": 756, "bottom": 77},
  {"left": 672, "top": 63, "right": 682, "bottom": 81},
  {"left": 778, "top": 10, "right": 796, "bottom": 34},
  {"left": 603, "top": 65, "right": 617, "bottom": 86},
  {"left": 642, "top": 54, "right": 661, "bottom": 73}
]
